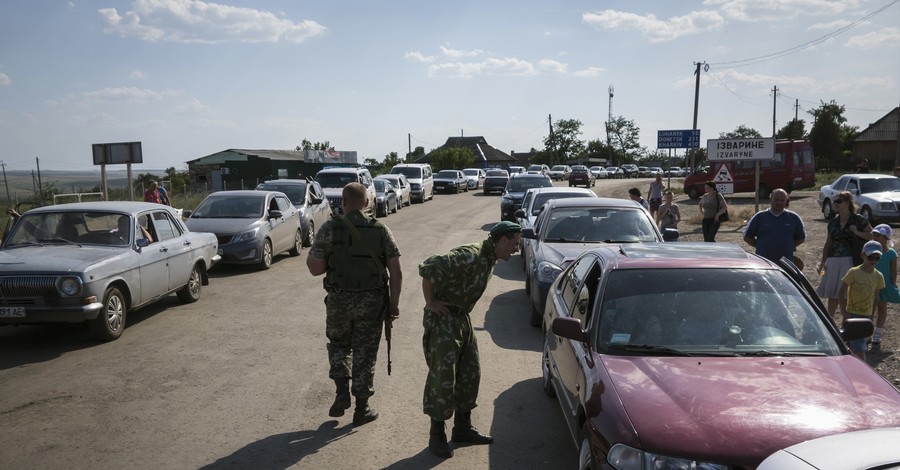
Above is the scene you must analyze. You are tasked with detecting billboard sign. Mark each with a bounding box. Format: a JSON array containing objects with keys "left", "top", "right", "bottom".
[
  {"left": 303, "top": 150, "right": 358, "bottom": 164},
  {"left": 657, "top": 129, "right": 701, "bottom": 149},
  {"left": 92, "top": 141, "right": 143, "bottom": 165},
  {"left": 707, "top": 138, "right": 775, "bottom": 161}
]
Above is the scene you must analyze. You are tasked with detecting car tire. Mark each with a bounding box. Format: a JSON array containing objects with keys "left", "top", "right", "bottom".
[
  {"left": 687, "top": 185, "right": 702, "bottom": 200},
  {"left": 578, "top": 423, "right": 598, "bottom": 470},
  {"left": 541, "top": 338, "right": 556, "bottom": 398},
  {"left": 303, "top": 221, "right": 315, "bottom": 247},
  {"left": 530, "top": 297, "right": 542, "bottom": 327},
  {"left": 177, "top": 264, "right": 202, "bottom": 303},
  {"left": 91, "top": 286, "right": 126, "bottom": 341},
  {"left": 288, "top": 229, "right": 303, "bottom": 256},
  {"left": 464, "top": 184, "right": 469, "bottom": 192},
  {"left": 259, "top": 239, "right": 273, "bottom": 270}
]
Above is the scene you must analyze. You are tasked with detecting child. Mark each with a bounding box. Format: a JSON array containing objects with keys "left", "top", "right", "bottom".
[
  {"left": 871, "top": 224, "right": 900, "bottom": 344},
  {"left": 839, "top": 240, "right": 885, "bottom": 361}
]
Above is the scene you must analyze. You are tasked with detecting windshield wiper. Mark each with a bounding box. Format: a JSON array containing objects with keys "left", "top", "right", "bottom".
[
  {"left": 607, "top": 344, "right": 693, "bottom": 356},
  {"left": 7, "top": 240, "right": 43, "bottom": 247},
  {"left": 37, "top": 237, "right": 82, "bottom": 246},
  {"left": 738, "top": 350, "right": 826, "bottom": 357}
]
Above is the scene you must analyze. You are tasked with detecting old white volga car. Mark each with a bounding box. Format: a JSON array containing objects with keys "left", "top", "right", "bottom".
[{"left": 0, "top": 202, "right": 220, "bottom": 341}]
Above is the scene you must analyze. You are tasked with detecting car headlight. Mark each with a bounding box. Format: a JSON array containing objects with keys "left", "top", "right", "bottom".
[
  {"left": 607, "top": 444, "right": 728, "bottom": 470},
  {"left": 536, "top": 260, "right": 563, "bottom": 284},
  {"left": 235, "top": 226, "right": 261, "bottom": 242},
  {"left": 877, "top": 202, "right": 895, "bottom": 211},
  {"left": 57, "top": 276, "right": 82, "bottom": 297}
]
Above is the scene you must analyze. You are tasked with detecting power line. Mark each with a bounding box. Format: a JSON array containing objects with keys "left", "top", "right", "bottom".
[
  {"left": 708, "top": 0, "right": 899, "bottom": 69},
  {"left": 706, "top": 73, "right": 770, "bottom": 105}
]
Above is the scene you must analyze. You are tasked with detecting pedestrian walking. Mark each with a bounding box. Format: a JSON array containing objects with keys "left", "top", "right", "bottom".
[
  {"left": 647, "top": 173, "right": 665, "bottom": 219},
  {"left": 306, "top": 182, "right": 402, "bottom": 426},
  {"left": 816, "top": 190, "right": 872, "bottom": 320},
  {"left": 419, "top": 221, "right": 522, "bottom": 458},
  {"left": 871, "top": 224, "right": 900, "bottom": 345},
  {"left": 743, "top": 188, "right": 805, "bottom": 264},
  {"left": 699, "top": 181, "right": 727, "bottom": 242},
  {"left": 839, "top": 241, "right": 885, "bottom": 361}
]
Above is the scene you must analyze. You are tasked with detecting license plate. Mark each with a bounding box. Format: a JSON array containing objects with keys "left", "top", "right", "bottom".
[{"left": 0, "top": 307, "right": 26, "bottom": 318}]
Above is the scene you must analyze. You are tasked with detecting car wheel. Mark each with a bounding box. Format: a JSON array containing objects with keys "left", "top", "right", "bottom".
[
  {"left": 578, "top": 423, "right": 598, "bottom": 470},
  {"left": 259, "top": 239, "right": 273, "bottom": 270},
  {"left": 861, "top": 206, "right": 875, "bottom": 225},
  {"left": 303, "top": 221, "right": 315, "bottom": 247},
  {"left": 524, "top": 270, "right": 531, "bottom": 293},
  {"left": 687, "top": 185, "right": 702, "bottom": 200},
  {"left": 288, "top": 229, "right": 303, "bottom": 256},
  {"left": 177, "top": 264, "right": 202, "bottom": 303},
  {"left": 822, "top": 200, "right": 835, "bottom": 220},
  {"left": 541, "top": 338, "right": 556, "bottom": 398},
  {"left": 758, "top": 184, "right": 772, "bottom": 200},
  {"left": 91, "top": 286, "right": 126, "bottom": 341},
  {"left": 464, "top": 184, "right": 469, "bottom": 192}
]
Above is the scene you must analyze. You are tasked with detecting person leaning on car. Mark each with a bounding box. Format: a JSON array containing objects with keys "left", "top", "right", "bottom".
[
  {"left": 306, "top": 182, "right": 402, "bottom": 427},
  {"left": 418, "top": 220, "right": 521, "bottom": 459}
]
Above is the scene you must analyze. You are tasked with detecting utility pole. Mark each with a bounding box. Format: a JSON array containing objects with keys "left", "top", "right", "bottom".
[
  {"left": 408, "top": 133, "right": 411, "bottom": 157},
  {"left": 794, "top": 99, "right": 799, "bottom": 122},
  {"left": 607, "top": 85, "right": 614, "bottom": 166},
  {"left": 36, "top": 157, "right": 43, "bottom": 205},
  {"left": 772, "top": 85, "right": 779, "bottom": 137},
  {"left": 691, "top": 62, "right": 706, "bottom": 169},
  {"left": 0, "top": 160, "right": 9, "bottom": 206},
  {"left": 548, "top": 114, "right": 555, "bottom": 166}
]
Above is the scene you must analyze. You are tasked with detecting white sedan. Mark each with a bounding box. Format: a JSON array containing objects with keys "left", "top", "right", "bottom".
[
  {"left": 462, "top": 168, "right": 486, "bottom": 189},
  {"left": 589, "top": 166, "right": 608, "bottom": 179}
]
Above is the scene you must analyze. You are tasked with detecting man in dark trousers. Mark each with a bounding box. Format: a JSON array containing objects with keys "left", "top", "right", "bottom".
[{"left": 307, "top": 182, "right": 402, "bottom": 426}]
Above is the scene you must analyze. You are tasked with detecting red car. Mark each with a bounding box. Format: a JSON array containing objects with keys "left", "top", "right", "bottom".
[
  {"left": 568, "top": 166, "right": 596, "bottom": 188},
  {"left": 542, "top": 243, "right": 900, "bottom": 469}
]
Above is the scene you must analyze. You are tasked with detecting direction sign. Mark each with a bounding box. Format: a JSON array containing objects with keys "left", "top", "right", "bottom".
[
  {"left": 707, "top": 138, "right": 775, "bottom": 161},
  {"left": 657, "top": 129, "right": 701, "bottom": 149}
]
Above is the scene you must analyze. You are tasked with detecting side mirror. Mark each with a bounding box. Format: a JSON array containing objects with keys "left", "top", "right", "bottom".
[
  {"left": 552, "top": 317, "right": 589, "bottom": 342},
  {"left": 182, "top": 210, "right": 192, "bottom": 218},
  {"left": 309, "top": 195, "right": 323, "bottom": 204},
  {"left": 662, "top": 228, "right": 680, "bottom": 241},
  {"left": 522, "top": 228, "right": 537, "bottom": 240},
  {"left": 515, "top": 209, "right": 526, "bottom": 218},
  {"left": 268, "top": 209, "right": 284, "bottom": 219},
  {"left": 841, "top": 317, "right": 875, "bottom": 342},
  {"left": 136, "top": 238, "right": 151, "bottom": 248}
]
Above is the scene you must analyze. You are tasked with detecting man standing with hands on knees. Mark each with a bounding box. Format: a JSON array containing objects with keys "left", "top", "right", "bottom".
[
  {"left": 419, "top": 221, "right": 522, "bottom": 458},
  {"left": 307, "top": 182, "right": 402, "bottom": 426}
]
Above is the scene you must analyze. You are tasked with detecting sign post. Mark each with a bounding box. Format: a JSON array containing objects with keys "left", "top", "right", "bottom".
[{"left": 707, "top": 137, "right": 775, "bottom": 211}]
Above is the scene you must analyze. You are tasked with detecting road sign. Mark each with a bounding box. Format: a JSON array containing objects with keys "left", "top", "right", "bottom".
[
  {"left": 657, "top": 129, "right": 701, "bottom": 149},
  {"left": 707, "top": 138, "right": 775, "bottom": 161},
  {"left": 713, "top": 163, "right": 734, "bottom": 183},
  {"left": 716, "top": 183, "right": 734, "bottom": 194}
]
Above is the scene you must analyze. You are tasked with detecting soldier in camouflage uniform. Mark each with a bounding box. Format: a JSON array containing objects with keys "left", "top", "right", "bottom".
[
  {"left": 307, "top": 182, "right": 402, "bottom": 426},
  {"left": 418, "top": 220, "right": 522, "bottom": 458}
]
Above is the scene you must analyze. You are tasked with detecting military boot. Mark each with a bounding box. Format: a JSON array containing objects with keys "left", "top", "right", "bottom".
[
  {"left": 429, "top": 419, "right": 453, "bottom": 458},
  {"left": 328, "top": 378, "right": 351, "bottom": 417},
  {"left": 352, "top": 397, "right": 378, "bottom": 426},
  {"left": 451, "top": 411, "right": 493, "bottom": 444}
]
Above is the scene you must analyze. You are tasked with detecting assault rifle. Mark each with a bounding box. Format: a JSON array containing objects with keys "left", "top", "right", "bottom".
[{"left": 384, "top": 287, "right": 392, "bottom": 375}]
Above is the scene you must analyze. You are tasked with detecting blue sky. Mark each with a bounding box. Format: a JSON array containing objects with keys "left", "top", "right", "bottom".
[{"left": 1, "top": 0, "right": 898, "bottom": 172}]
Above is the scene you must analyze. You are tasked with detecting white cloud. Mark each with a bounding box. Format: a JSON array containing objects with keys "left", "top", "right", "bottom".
[
  {"left": 583, "top": 10, "right": 724, "bottom": 43},
  {"left": 404, "top": 51, "right": 436, "bottom": 63},
  {"left": 440, "top": 45, "right": 484, "bottom": 58},
  {"left": 428, "top": 58, "right": 535, "bottom": 79},
  {"left": 677, "top": 69, "right": 895, "bottom": 95},
  {"left": 98, "top": 0, "right": 327, "bottom": 44},
  {"left": 0, "top": 72, "right": 10, "bottom": 86},
  {"left": 845, "top": 27, "right": 900, "bottom": 49},
  {"left": 174, "top": 98, "right": 210, "bottom": 114},
  {"left": 538, "top": 59, "right": 567, "bottom": 74},
  {"left": 703, "top": 0, "right": 861, "bottom": 21},
  {"left": 81, "top": 86, "right": 173, "bottom": 103},
  {"left": 807, "top": 19, "right": 853, "bottom": 30},
  {"left": 129, "top": 70, "right": 147, "bottom": 80},
  {"left": 573, "top": 67, "right": 606, "bottom": 77}
]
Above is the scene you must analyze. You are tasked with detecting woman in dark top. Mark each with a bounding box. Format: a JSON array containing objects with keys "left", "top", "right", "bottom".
[{"left": 816, "top": 190, "right": 873, "bottom": 319}]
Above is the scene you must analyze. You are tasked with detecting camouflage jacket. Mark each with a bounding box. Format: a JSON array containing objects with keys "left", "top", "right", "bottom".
[{"left": 418, "top": 237, "right": 497, "bottom": 315}]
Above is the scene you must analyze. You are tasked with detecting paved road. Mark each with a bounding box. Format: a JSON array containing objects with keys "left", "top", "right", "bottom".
[{"left": 0, "top": 184, "right": 580, "bottom": 469}]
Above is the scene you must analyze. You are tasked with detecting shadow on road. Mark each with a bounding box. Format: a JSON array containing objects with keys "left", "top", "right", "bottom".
[
  {"left": 482, "top": 290, "right": 541, "bottom": 352},
  {"left": 198, "top": 421, "right": 356, "bottom": 470}
]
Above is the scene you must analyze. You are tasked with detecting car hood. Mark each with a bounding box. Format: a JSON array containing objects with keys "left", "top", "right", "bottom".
[
  {"left": 0, "top": 245, "right": 130, "bottom": 273},
  {"left": 602, "top": 355, "right": 900, "bottom": 467},
  {"left": 433, "top": 176, "right": 459, "bottom": 183},
  {"left": 503, "top": 191, "right": 527, "bottom": 200},
  {"left": 861, "top": 190, "right": 900, "bottom": 203},
  {"left": 536, "top": 242, "right": 599, "bottom": 268},
  {"left": 321, "top": 187, "right": 343, "bottom": 197},
  {"left": 185, "top": 218, "right": 264, "bottom": 235}
]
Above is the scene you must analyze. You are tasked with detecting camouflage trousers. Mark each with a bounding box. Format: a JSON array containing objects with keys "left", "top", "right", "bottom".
[
  {"left": 325, "top": 290, "right": 385, "bottom": 399},
  {"left": 422, "top": 308, "right": 481, "bottom": 421}
]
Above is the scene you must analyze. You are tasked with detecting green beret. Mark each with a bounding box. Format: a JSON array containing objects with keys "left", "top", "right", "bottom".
[{"left": 490, "top": 221, "right": 521, "bottom": 237}]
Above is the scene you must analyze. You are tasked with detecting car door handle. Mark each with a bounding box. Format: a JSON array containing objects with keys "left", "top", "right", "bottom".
[
  {"left": 183, "top": 241, "right": 191, "bottom": 246},
  {"left": 158, "top": 247, "right": 168, "bottom": 252}
]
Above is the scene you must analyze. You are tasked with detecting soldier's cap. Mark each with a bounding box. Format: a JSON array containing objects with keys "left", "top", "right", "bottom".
[{"left": 490, "top": 221, "right": 522, "bottom": 237}]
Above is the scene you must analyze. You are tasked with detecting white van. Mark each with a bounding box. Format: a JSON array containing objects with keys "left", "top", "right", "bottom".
[{"left": 390, "top": 163, "right": 434, "bottom": 203}]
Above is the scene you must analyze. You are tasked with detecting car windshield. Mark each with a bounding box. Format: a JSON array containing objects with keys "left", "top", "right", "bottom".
[
  {"left": 507, "top": 177, "right": 552, "bottom": 192},
  {"left": 551, "top": 166, "right": 567, "bottom": 171},
  {"left": 596, "top": 268, "right": 840, "bottom": 356},
  {"left": 315, "top": 173, "right": 357, "bottom": 188},
  {"left": 486, "top": 170, "right": 508, "bottom": 177},
  {"left": 6, "top": 211, "right": 134, "bottom": 247},
  {"left": 463, "top": 169, "right": 479, "bottom": 176},
  {"left": 527, "top": 165, "right": 543, "bottom": 172},
  {"left": 191, "top": 196, "right": 265, "bottom": 219},
  {"left": 531, "top": 193, "right": 592, "bottom": 215},
  {"left": 256, "top": 183, "right": 306, "bottom": 205},
  {"left": 391, "top": 167, "right": 422, "bottom": 179},
  {"left": 542, "top": 208, "right": 658, "bottom": 243},
  {"left": 374, "top": 179, "right": 389, "bottom": 192},
  {"left": 436, "top": 170, "right": 459, "bottom": 178},
  {"left": 860, "top": 177, "right": 900, "bottom": 194}
]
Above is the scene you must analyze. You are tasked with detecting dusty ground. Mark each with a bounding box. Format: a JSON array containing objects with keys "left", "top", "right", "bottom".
[{"left": 597, "top": 179, "right": 900, "bottom": 387}]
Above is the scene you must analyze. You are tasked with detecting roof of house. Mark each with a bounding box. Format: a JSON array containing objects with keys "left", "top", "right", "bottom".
[
  {"left": 854, "top": 107, "right": 899, "bottom": 143},
  {"left": 416, "top": 136, "right": 518, "bottom": 164},
  {"left": 187, "top": 149, "right": 306, "bottom": 165}
]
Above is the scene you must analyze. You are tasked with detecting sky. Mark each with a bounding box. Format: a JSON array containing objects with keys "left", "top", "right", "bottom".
[{"left": 0, "top": 0, "right": 898, "bottom": 172}]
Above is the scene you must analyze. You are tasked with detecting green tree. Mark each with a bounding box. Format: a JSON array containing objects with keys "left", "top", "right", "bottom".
[
  {"left": 719, "top": 125, "right": 762, "bottom": 139},
  {"left": 808, "top": 100, "right": 847, "bottom": 169},
  {"left": 296, "top": 139, "right": 333, "bottom": 151},
  {"left": 363, "top": 157, "right": 381, "bottom": 168},
  {"left": 407, "top": 146, "right": 426, "bottom": 162},
  {"left": 428, "top": 147, "right": 475, "bottom": 170},
  {"left": 544, "top": 119, "right": 586, "bottom": 165},
  {"left": 606, "top": 116, "right": 643, "bottom": 164},
  {"left": 776, "top": 119, "right": 807, "bottom": 140}
]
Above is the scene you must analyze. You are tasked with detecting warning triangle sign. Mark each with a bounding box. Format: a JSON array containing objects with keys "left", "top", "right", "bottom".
[{"left": 714, "top": 163, "right": 734, "bottom": 183}]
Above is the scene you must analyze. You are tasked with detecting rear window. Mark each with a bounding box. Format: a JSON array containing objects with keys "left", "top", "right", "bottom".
[
  {"left": 508, "top": 176, "right": 552, "bottom": 192},
  {"left": 391, "top": 167, "right": 423, "bottom": 179}
]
